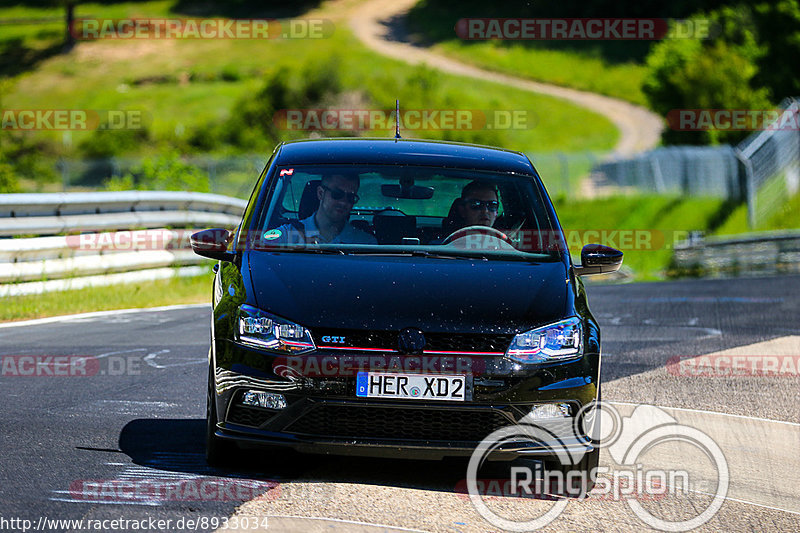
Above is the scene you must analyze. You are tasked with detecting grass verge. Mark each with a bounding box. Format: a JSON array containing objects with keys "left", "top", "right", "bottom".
[
  {"left": 555, "top": 195, "right": 732, "bottom": 281},
  {"left": 1, "top": 1, "right": 618, "bottom": 163},
  {"left": 406, "top": 2, "right": 649, "bottom": 106},
  {"left": 0, "top": 273, "right": 211, "bottom": 322}
]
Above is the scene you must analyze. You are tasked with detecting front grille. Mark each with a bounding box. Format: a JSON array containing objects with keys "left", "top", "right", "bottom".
[
  {"left": 312, "top": 328, "right": 514, "bottom": 353},
  {"left": 426, "top": 332, "right": 513, "bottom": 353},
  {"left": 284, "top": 404, "right": 512, "bottom": 442},
  {"left": 226, "top": 404, "right": 275, "bottom": 428}
]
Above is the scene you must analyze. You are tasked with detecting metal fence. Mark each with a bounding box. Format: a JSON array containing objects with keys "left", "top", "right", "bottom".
[
  {"left": 673, "top": 230, "right": 800, "bottom": 278},
  {"left": 56, "top": 155, "right": 267, "bottom": 199},
  {"left": 53, "top": 151, "right": 603, "bottom": 200},
  {"left": 592, "top": 97, "right": 800, "bottom": 227},
  {"left": 0, "top": 191, "right": 245, "bottom": 296},
  {"left": 736, "top": 98, "right": 800, "bottom": 228},
  {"left": 592, "top": 145, "right": 742, "bottom": 198},
  {"left": 35, "top": 98, "right": 800, "bottom": 222}
]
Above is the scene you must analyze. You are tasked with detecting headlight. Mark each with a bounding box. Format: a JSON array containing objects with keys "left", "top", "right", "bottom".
[
  {"left": 235, "top": 304, "right": 315, "bottom": 354},
  {"left": 505, "top": 317, "right": 582, "bottom": 364}
]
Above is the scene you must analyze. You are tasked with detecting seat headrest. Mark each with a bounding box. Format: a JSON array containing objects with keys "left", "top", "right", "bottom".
[
  {"left": 442, "top": 198, "right": 466, "bottom": 232},
  {"left": 298, "top": 180, "right": 322, "bottom": 220}
]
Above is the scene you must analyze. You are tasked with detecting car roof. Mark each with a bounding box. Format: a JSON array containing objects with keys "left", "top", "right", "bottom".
[{"left": 274, "top": 138, "right": 536, "bottom": 175}]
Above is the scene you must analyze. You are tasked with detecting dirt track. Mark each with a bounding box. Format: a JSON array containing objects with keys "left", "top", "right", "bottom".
[{"left": 347, "top": 0, "right": 663, "bottom": 155}]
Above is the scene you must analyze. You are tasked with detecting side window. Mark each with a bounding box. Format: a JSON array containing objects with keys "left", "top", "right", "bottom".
[
  {"left": 235, "top": 156, "right": 273, "bottom": 252},
  {"left": 281, "top": 174, "right": 319, "bottom": 212}
]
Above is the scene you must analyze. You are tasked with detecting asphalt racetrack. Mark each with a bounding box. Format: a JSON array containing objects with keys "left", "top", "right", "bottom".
[{"left": 1, "top": 275, "right": 798, "bottom": 532}]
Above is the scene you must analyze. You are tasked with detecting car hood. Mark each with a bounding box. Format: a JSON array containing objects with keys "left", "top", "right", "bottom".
[{"left": 247, "top": 252, "right": 569, "bottom": 333}]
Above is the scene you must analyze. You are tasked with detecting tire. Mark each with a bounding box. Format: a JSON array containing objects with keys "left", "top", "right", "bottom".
[
  {"left": 548, "top": 386, "right": 602, "bottom": 498},
  {"left": 552, "top": 445, "right": 599, "bottom": 498},
  {"left": 206, "top": 366, "right": 236, "bottom": 467}
]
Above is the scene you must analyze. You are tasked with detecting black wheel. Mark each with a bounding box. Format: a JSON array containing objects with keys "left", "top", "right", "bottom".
[
  {"left": 206, "top": 366, "right": 236, "bottom": 467},
  {"left": 550, "top": 445, "right": 599, "bottom": 498},
  {"left": 552, "top": 386, "right": 603, "bottom": 498}
]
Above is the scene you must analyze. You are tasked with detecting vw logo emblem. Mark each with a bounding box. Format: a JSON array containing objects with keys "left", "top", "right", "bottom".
[{"left": 398, "top": 327, "right": 426, "bottom": 354}]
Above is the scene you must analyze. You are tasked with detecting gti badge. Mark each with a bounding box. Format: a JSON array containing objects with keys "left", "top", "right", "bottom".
[
  {"left": 398, "top": 327, "right": 426, "bottom": 354},
  {"left": 321, "top": 336, "right": 345, "bottom": 344}
]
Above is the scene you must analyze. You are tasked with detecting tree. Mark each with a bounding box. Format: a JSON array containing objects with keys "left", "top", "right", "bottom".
[{"left": 643, "top": 9, "right": 772, "bottom": 145}]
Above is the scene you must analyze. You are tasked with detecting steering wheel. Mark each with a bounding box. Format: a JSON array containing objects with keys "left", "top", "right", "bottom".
[{"left": 441, "top": 225, "right": 515, "bottom": 246}]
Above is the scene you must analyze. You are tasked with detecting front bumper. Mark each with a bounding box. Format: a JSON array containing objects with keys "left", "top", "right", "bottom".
[{"left": 211, "top": 340, "right": 600, "bottom": 460}]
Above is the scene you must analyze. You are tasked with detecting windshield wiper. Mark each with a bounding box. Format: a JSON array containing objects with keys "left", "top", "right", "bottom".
[
  {"left": 254, "top": 246, "right": 348, "bottom": 255},
  {"left": 346, "top": 249, "right": 488, "bottom": 260}
]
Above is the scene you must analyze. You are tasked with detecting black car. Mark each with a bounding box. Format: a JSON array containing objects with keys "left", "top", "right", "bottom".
[{"left": 191, "top": 138, "right": 622, "bottom": 481}]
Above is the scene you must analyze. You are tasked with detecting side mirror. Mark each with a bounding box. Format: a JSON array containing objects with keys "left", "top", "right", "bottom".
[
  {"left": 190, "top": 228, "right": 236, "bottom": 262},
  {"left": 574, "top": 244, "right": 623, "bottom": 276}
]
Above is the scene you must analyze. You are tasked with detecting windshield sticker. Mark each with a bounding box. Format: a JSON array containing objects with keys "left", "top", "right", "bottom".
[
  {"left": 279, "top": 168, "right": 294, "bottom": 176},
  {"left": 263, "top": 229, "right": 282, "bottom": 240}
]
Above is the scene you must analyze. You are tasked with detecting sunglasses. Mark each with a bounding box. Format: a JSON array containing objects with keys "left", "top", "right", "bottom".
[
  {"left": 465, "top": 199, "right": 500, "bottom": 212},
  {"left": 321, "top": 184, "right": 359, "bottom": 204}
]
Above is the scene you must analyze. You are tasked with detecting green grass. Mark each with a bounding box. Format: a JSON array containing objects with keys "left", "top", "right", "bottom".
[
  {"left": 1, "top": 0, "right": 618, "bottom": 165},
  {"left": 714, "top": 173, "right": 800, "bottom": 235},
  {"left": 529, "top": 151, "right": 602, "bottom": 197},
  {"left": 405, "top": 2, "right": 649, "bottom": 106},
  {"left": 0, "top": 272, "right": 211, "bottom": 322},
  {"left": 555, "top": 195, "right": 732, "bottom": 280},
  {"left": 435, "top": 41, "right": 649, "bottom": 106}
]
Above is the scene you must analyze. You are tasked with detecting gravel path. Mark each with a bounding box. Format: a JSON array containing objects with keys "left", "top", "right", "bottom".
[{"left": 347, "top": 0, "right": 663, "bottom": 156}]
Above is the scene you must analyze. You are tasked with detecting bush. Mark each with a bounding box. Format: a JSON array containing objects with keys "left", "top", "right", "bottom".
[
  {"left": 0, "top": 131, "right": 59, "bottom": 184},
  {"left": 79, "top": 127, "right": 151, "bottom": 158},
  {"left": 189, "top": 55, "right": 344, "bottom": 152},
  {"left": 0, "top": 155, "right": 20, "bottom": 193},
  {"left": 749, "top": 0, "right": 800, "bottom": 101},
  {"left": 106, "top": 151, "right": 210, "bottom": 192},
  {"left": 642, "top": 6, "right": 782, "bottom": 146}
]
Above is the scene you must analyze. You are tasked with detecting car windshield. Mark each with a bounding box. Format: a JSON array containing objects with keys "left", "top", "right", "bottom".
[{"left": 251, "top": 164, "right": 563, "bottom": 260}]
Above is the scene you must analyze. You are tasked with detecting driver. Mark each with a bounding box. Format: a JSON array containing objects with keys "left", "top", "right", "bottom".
[
  {"left": 268, "top": 173, "right": 376, "bottom": 245},
  {"left": 444, "top": 180, "right": 500, "bottom": 231}
]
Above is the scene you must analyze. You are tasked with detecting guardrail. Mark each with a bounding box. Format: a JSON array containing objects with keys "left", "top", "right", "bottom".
[
  {"left": 0, "top": 191, "right": 246, "bottom": 296},
  {"left": 672, "top": 231, "right": 800, "bottom": 277}
]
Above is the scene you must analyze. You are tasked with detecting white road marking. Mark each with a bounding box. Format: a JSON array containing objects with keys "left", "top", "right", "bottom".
[
  {"left": 262, "top": 515, "right": 431, "bottom": 532},
  {"left": 0, "top": 303, "right": 209, "bottom": 329},
  {"left": 609, "top": 401, "right": 800, "bottom": 427},
  {"left": 688, "top": 488, "right": 800, "bottom": 516},
  {"left": 144, "top": 349, "right": 171, "bottom": 369},
  {"left": 48, "top": 497, "right": 160, "bottom": 506},
  {"left": 51, "top": 454, "right": 264, "bottom": 507},
  {"left": 607, "top": 402, "right": 800, "bottom": 515}
]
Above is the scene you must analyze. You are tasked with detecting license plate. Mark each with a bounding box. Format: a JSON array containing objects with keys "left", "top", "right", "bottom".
[{"left": 356, "top": 372, "right": 468, "bottom": 401}]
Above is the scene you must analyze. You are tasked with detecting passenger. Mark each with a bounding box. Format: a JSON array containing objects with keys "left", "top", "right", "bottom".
[{"left": 266, "top": 173, "right": 376, "bottom": 245}]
